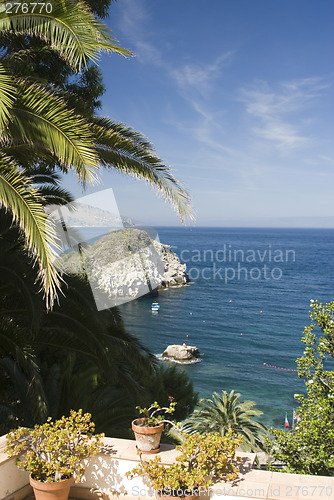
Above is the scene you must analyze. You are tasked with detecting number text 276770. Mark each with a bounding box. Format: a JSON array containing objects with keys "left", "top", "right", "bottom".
[{"left": 5, "top": 3, "right": 53, "bottom": 14}]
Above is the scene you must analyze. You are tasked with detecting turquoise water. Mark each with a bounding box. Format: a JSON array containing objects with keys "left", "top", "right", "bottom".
[{"left": 119, "top": 227, "right": 334, "bottom": 428}]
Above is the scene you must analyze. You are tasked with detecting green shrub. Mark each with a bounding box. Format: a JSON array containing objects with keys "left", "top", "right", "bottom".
[
  {"left": 126, "top": 430, "right": 242, "bottom": 497},
  {"left": 266, "top": 301, "right": 334, "bottom": 475},
  {"left": 5, "top": 409, "right": 103, "bottom": 482}
]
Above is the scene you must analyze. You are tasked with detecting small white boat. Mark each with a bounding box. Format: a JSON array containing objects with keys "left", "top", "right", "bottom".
[{"left": 151, "top": 302, "right": 160, "bottom": 312}]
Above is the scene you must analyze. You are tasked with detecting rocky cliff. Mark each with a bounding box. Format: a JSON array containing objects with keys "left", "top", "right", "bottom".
[{"left": 61, "top": 228, "right": 189, "bottom": 308}]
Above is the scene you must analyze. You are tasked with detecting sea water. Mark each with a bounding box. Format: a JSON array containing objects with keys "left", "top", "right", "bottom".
[{"left": 119, "top": 227, "right": 334, "bottom": 428}]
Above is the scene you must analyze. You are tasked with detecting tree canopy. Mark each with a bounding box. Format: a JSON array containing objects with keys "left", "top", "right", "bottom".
[{"left": 267, "top": 300, "right": 334, "bottom": 475}]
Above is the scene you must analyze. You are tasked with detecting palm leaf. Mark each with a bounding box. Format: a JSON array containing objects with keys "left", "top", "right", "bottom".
[
  {"left": 184, "top": 390, "right": 267, "bottom": 451},
  {"left": 0, "top": 0, "right": 132, "bottom": 71},
  {"left": 0, "top": 155, "right": 60, "bottom": 307},
  {"left": 0, "top": 265, "right": 39, "bottom": 329},
  {"left": 37, "top": 185, "right": 74, "bottom": 206},
  {"left": 2, "top": 80, "right": 101, "bottom": 184},
  {"left": 92, "top": 117, "right": 194, "bottom": 223},
  {"left": 0, "top": 62, "right": 15, "bottom": 128},
  {"left": 0, "top": 356, "right": 47, "bottom": 424}
]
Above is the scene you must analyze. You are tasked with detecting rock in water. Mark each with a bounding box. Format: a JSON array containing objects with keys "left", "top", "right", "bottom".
[
  {"left": 162, "top": 344, "right": 200, "bottom": 362},
  {"left": 61, "top": 228, "right": 189, "bottom": 308}
]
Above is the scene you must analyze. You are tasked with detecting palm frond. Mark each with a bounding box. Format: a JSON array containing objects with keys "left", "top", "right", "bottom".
[
  {"left": 92, "top": 117, "right": 194, "bottom": 223},
  {"left": 0, "top": 155, "right": 60, "bottom": 307},
  {"left": 0, "top": 0, "right": 132, "bottom": 71},
  {"left": 3, "top": 80, "right": 100, "bottom": 184},
  {"left": 37, "top": 185, "right": 74, "bottom": 206},
  {"left": 0, "top": 62, "right": 15, "bottom": 128},
  {"left": 184, "top": 389, "right": 267, "bottom": 451},
  {"left": 0, "top": 356, "right": 47, "bottom": 425},
  {"left": 0, "top": 265, "right": 40, "bottom": 329}
]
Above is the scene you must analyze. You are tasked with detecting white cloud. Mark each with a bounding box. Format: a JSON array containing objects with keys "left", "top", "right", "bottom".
[
  {"left": 118, "top": 0, "right": 149, "bottom": 36},
  {"left": 170, "top": 51, "right": 234, "bottom": 95},
  {"left": 117, "top": 0, "right": 163, "bottom": 65},
  {"left": 253, "top": 123, "right": 307, "bottom": 149},
  {"left": 118, "top": 0, "right": 234, "bottom": 96},
  {"left": 320, "top": 155, "right": 334, "bottom": 165},
  {"left": 240, "top": 77, "right": 330, "bottom": 152},
  {"left": 133, "top": 40, "right": 163, "bottom": 65}
]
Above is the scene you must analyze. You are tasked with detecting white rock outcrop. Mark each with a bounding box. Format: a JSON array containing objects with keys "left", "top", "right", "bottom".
[
  {"left": 162, "top": 344, "right": 200, "bottom": 362},
  {"left": 61, "top": 228, "right": 189, "bottom": 307}
]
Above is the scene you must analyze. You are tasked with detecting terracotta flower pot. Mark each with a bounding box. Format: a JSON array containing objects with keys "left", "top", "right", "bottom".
[
  {"left": 132, "top": 417, "right": 164, "bottom": 453},
  {"left": 29, "top": 475, "right": 74, "bottom": 500}
]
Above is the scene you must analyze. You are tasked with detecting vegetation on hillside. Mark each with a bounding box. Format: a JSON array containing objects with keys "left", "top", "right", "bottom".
[{"left": 266, "top": 300, "right": 334, "bottom": 476}]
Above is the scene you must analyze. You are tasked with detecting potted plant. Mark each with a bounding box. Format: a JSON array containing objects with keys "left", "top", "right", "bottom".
[
  {"left": 5, "top": 409, "right": 104, "bottom": 500},
  {"left": 126, "top": 429, "right": 242, "bottom": 498},
  {"left": 132, "top": 399, "right": 177, "bottom": 453}
]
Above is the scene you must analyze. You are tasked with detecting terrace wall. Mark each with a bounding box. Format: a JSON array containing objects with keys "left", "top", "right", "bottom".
[{"left": 1, "top": 435, "right": 333, "bottom": 500}]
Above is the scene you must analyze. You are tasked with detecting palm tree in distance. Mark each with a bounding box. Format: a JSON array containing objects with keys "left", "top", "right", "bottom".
[
  {"left": 184, "top": 390, "right": 268, "bottom": 452},
  {"left": 0, "top": 1, "right": 193, "bottom": 307}
]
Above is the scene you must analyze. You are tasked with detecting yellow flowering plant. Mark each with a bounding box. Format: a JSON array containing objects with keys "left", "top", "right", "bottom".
[
  {"left": 126, "top": 430, "right": 242, "bottom": 497},
  {"left": 5, "top": 409, "right": 104, "bottom": 483}
]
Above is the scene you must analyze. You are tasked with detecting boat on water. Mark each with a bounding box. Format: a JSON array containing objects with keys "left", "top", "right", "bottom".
[{"left": 151, "top": 302, "right": 160, "bottom": 312}]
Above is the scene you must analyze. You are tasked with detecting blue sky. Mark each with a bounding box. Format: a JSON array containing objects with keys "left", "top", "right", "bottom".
[{"left": 70, "top": 0, "right": 334, "bottom": 227}]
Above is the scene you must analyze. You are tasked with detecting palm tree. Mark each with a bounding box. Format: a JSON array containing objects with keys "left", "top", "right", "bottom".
[
  {"left": 183, "top": 390, "right": 268, "bottom": 452},
  {"left": 0, "top": 2, "right": 128, "bottom": 306},
  {"left": 0, "top": 1, "right": 193, "bottom": 307}
]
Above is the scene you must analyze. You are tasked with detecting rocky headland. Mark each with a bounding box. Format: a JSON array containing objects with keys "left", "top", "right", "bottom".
[{"left": 61, "top": 228, "right": 189, "bottom": 307}]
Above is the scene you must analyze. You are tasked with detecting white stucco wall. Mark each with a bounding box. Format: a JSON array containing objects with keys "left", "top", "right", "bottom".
[{"left": 0, "top": 434, "right": 30, "bottom": 500}]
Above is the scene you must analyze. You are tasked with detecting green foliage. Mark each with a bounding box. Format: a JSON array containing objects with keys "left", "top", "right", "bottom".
[
  {"left": 0, "top": 0, "right": 131, "bottom": 70},
  {"left": 0, "top": 0, "right": 193, "bottom": 307},
  {"left": 0, "top": 0, "right": 129, "bottom": 306},
  {"left": 0, "top": 158, "right": 61, "bottom": 305},
  {"left": 0, "top": 221, "right": 197, "bottom": 440},
  {"left": 141, "top": 364, "right": 198, "bottom": 423},
  {"left": 0, "top": 62, "right": 15, "bottom": 128},
  {"left": 136, "top": 398, "right": 177, "bottom": 427},
  {"left": 184, "top": 390, "right": 267, "bottom": 452},
  {"left": 85, "top": 0, "right": 115, "bottom": 19},
  {"left": 5, "top": 410, "right": 103, "bottom": 482},
  {"left": 126, "top": 430, "right": 242, "bottom": 496},
  {"left": 0, "top": 0, "right": 196, "bottom": 437},
  {"left": 0, "top": 218, "right": 154, "bottom": 434},
  {"left": 66, "top": 65, "right": 106, "bottom": 116},
  {"left": 92, "top": 116, "right": 194, "bottom": 223},
  {"left": 267, "top": 300, "right": 334, "bottom": 476}
]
